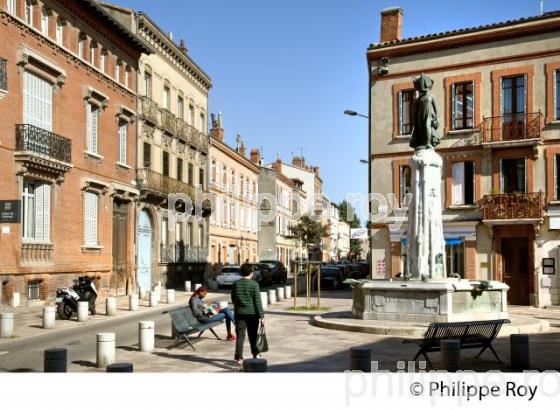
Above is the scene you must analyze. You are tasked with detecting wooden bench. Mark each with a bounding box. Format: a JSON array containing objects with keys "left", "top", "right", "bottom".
[
  {"left": 165, "top": 306, "right": 224, "bottom": 351},
  {"left": 403, "top": 319, "right": 510, "bottom": 368}
]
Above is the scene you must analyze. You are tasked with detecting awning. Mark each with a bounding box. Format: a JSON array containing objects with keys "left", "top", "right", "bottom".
[{"left": 400, "top": 237, "right": 464, "bottom": 247}]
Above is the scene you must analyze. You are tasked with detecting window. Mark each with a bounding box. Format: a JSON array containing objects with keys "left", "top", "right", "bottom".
[
  {"left": 143, "top": 142, "right": 151, "bottom": 168},
  {"left": 177, "top": 158, "right": 183, "bottom": 181},
  {"left": 199, "top": 168, "right": 204, "bottom": 188},
  {"left": 41, "top": 8, "right": 49, "bottom": 36},
  {"left": 446, "top": 242, "right": 465, "bottom": 278},
  {"left": 211, "top": 160, "right": 216, "bottom": 185},
  {"left": 198, "top": 223, "right": 204, "bottom": 246},
  {"left": 118, "top": 121, "right": 127, "bottom": 164},
  {"left": 86, "top": 104, "right": 100, "bottom": 154},
  {"left": 399, "top": 89, "right": 416, "bottom": 135},
  {"left": 163, "top": 85, "right": 170, "bottom": 110},
  {"left": 399, "top": 165, "right": 412, "bottom": 206},
  {"left": 556, "top": 70, "right": 560, "bottom": 121},
  {"left": 22, "top": 180, "right": 51, "bottom": 242},
  {"left": 189, "top": 104, "right": 195, "bottom": 125},
  {"left": 188, "top": 163, "right": 194, "bottom": 186},
  {"left": 177, "top": 96, "right": 184, "bottom": 119},
  {"left": 451, "top": 161, "right": 475, "bottom": 205},
  {"left": 144, "top": 71, "right": 152, "bottom": 98},
  {"left": 115, "top": 60, "right": 121, "bottom": 82},
  {"left": 55, "top": 19, "right": 63, "bottom": 45},
  {"left": 84, "top": 191, "right": 98, "bottom": 246},
  {"left": 25, "top": 0, "right": 33, "bottom": 25},
  {"left": 187, "top": 222, "right": 193, "bottom": 246},
  {"left": 555, "top": 154, "right": 560, "bottom": 200},
  {"left": 90, "top": 44, "right": 96, "bottom": 65},
  {"left": 502, "top": 75, "right": 526, "bottom": 117},
  {"left": 162, "top": 151, "right": 169, "bottom": 177},
  {"left": 452, "top": 82, "right": 474, "bottom": 130},
  {"left": 99, "top": 51, "right": 105, "bottom": 73},
  {"left": 124, "top": 67, "right": 129, "bottom": 88},
  {"left": 161, "top": 216, "right": 168, "bottom": 245},
  {"left": 200, "top": 113, "right": 206, "bottom": 133},
  {"left": 7, "top": 0, "right": 15, "bottom": 15},
  {"left": 78, "top": 35, "right": 85, "bottom": 59},
  {"left": 23, "top": 71, "right": 53, "bottom": 131},
  {"left": 501, "top": 157, "right": 527, "bottom": 194},
  {"left": 27, "top": 280, "right": 41, "bottom": 300}
]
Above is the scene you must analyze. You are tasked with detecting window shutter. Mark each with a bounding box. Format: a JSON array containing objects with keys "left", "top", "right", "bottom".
[
  {"left": 524, "top": 74, "right": 528, "bottom": 116},
  {"left": 499, "top": 159, "right": 504, "bottom": 193},
  {"left": 84, "top": 192, "right": 98, "bottom": 246},
  {"left": 86, "top": 103, "right": 92, "bottom": 152},
  {"left": 23, "top": 72, "right": 53, "bottom": 131},
  {"left": 398, "top": 91, "right": 403, "bottom": 135},
  {"left": 35, "top": 183, "right": 44, "bottom": 241},
  {"left": 119, "top": 123, "right": 127, "bottom": 164},
  {"left": 91, "top": 108, "right": 98, "bottom": 154},
  {"left": 555, "top": 155, "right": 558, "bottom": 200},
  {"left": 451, "top": 83, "right": 456, "bottom": 130},
  {"left": 451, "top": 162, "right": 465, "bottom": 205},
  {"left": 41, "top": 183, "right": 51, "bottom": 242}
]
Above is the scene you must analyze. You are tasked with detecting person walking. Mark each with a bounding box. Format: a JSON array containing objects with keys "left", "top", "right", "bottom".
[{"left": 231, "top": 263, "right": 265, "bottom": 365}]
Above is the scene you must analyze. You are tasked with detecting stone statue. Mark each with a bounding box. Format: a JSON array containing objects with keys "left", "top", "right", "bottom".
[
  {"left": 406, "top": 74, "right": 446, "bottom": 281},
  {"left": 409, "top": 74, "right": 441, "bottom": 150},
  {"left": 211, "top": 113, "right": 218, "bottom": 128}
]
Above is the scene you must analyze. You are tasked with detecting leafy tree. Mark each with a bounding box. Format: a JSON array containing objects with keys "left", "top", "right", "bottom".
[
  {"left": 337, "top": 200, "right": 363, "bottom": 255},
  {"left": 289, "top": 214, "right": 331, "bottom": 259}
]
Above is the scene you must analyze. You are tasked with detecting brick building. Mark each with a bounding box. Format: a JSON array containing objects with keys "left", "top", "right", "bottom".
[
  {"left": 0, "top": 0, "right": 150, "bottom": 304},
  {"left": 368, "top": 7, "right": 560, "bottom": 306}
]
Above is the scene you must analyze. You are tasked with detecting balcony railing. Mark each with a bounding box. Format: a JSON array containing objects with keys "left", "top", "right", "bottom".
[
  {"left": 138, "top": 168, "right": 198, "bottom": 198},
  {"left": 175, "top": 118, "right": 209, "bottom": 153},
  {"left": 16, "top": 124, "right": 72, "bottom": 163},
  {"left": 480, "top": 192, "right": 544, "bottom": 220},
  {"left": 482, "top": 112, "right": 542, "bottom": 143},
  {"left": 160, "top": 243, "right": 208, "bottom": 264},
  {"left": 140, "top": 96, "right": 159, "bottom": 125},
  {"left": 0, "top": 57, "right": 7, "bottom": 92},
  {"left": 160, "top": 108, "right": 176, "bottom": 135}
]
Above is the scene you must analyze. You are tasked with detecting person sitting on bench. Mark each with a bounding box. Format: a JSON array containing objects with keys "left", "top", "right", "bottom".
[{"left": 189, "top": 286, "right": 236, "bottom": 341}]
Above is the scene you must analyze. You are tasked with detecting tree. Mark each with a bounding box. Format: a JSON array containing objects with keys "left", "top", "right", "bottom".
[
  {"left": 289, "top": 214, "right": 331, "bottom": 258},
  {"left": 337, "top": 200, "right": 362, "bottom": 256}
]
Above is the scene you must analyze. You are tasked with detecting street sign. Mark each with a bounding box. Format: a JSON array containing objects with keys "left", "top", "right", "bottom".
[
  {"left": 0, "top": 200, "right": 21, "bottom": 223},
  {"left": 351, "top": 228, "right": 368, "bottom": 239}
]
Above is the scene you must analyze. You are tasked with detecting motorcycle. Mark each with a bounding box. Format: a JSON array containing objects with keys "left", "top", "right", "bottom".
[{"left": 55, "top": 276, "right": 97, "bottom": 319}]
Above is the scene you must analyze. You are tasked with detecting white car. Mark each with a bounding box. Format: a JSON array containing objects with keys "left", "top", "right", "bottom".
[{"left": 216, "top": 266, "right": 243, "bottom": 287}]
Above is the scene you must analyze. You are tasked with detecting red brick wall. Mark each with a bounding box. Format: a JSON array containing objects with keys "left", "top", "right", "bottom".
[{"left": 380, "top": 8, "right": 403, "bottom": 43}]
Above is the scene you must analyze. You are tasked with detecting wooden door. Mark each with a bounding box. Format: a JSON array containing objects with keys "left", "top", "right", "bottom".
[
  {"left": 501, "top": 237, "right": 530, "bottom": 305},
  {"left": 112, "top": 201, "right": 129, "bottom": 295}
]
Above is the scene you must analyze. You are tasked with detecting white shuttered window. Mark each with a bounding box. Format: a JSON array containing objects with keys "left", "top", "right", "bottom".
[
  {"left": 84, "top": 191, "right": 98, "bottom": 246},
  {"left": 86, "top": 103, "right": 99, "bottom": 154},
  {"left": 24, "top": 72, "right": 53, "bottom": 131},
  {"left": 22, "top": 181, "right": 51, "bottom": 242},
  {"left": 118, "top": 121, "right": 127, "bottom": 164}
]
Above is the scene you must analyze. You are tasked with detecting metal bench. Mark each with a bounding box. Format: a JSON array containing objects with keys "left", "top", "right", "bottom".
[
  {"left": 165, "top": 306, "right": 224, "bottom": 351},
  {"left": 403, "top": 319, "right": 510, "bottom": 368}
]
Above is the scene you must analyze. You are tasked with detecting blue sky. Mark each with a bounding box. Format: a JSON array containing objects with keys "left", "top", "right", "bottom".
[{"left": 115, "top": 0, "right": 560, "bottom": 224}]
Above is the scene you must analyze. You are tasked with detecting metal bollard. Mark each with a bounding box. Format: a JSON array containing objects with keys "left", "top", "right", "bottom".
[
  {"left": 97, "top": 332, "right": 116, "bottom": 368},
  {"left": 44, "top": 348, "right": 67, "bottom": 372},
  {"left": 42, "top": 306, "right": 56, "bottom": 329},
  {"left": 129, "top": 294, "right": 139, "bottom": 311},
  {"left": 276, "top": 287, "right": 285, "bottom": 301},
  {"left": 260, "top": 292, "right": 268, "bottom": 309},
  {"left": 77, "top": 301, "right": 89, "bottom": 322},
  {"left": 185, "top": 281, "right": 191, "bottom": 292},
  {"left": 195, "top": 283, "right": 202, "bottom": 291},
  {"left": 441, "top": 339, "right": 461, "bottom": 372},
  {"left": 107, "top": 363, "right": 133, "bottom": 372},
  {"left": 267, "top": 289, "right": 277, "bottom": 305},
  {"left": 242, "top": 358, "right": 267, "bottom": 372},
  {"left": 139, "top": 321, "right": 155, "bottom": 352},
  {"left": 167, "top": 289, "right": 175, "bottom": 304},
  {"left": 510, "top": 334, "right": 530, "bottom": 370},
  {"left": 148, "top": 291, "right": 158, "bottom": 307},
  {"left": 0, "top": 312, "right": 14, "bottom": 338},
  {"left": 284, "top": 285, "right": 292, "bottom": 299},
  {"left": 350, "top": 346, "right": 373, "bottom": 372},
  {"left": 106, "top": 297, "right": 117, "bottom": 316}
]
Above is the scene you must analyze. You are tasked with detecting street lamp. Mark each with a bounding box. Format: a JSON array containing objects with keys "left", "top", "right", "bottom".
[{"left": 344, "top": 110, "right": 369, "bottom": 119}]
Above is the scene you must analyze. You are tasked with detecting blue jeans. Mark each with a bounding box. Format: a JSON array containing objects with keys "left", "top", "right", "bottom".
[{"left": 200, "top": 307, "right": 234, "bottom": 333}]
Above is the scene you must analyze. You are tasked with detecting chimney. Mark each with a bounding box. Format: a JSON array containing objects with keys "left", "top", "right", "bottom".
[
  {"left": 292, "top": 156, "right": 306, "bottom": 168},
  {"left": 313, "top": 166, "right": 320, "bottom": 177},
  {"left": 239, "top": 143, "right": 246, "bottom": 158},
  {"left": 274, "top": 158, "right": 282, "bottom": 174},
  {"left": 209, "top": 112, "right": 224, "bottom": 142},
  {"left": 380, "top": 7, "right": 403, "bottom": 43},
  {"left": 250, "top": 148, "right": 261, "bottom": 165},
  {"left": 179, "top": 39, "right": 188, "bottom": 54}
]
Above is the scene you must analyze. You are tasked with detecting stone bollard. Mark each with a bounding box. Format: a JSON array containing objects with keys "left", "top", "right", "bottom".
[
  {"left": 139, "top": 321, "right": 155, "bottom": 352},
  {"left": 167, "top": 289, "right": 175, "bottom": 304},
  {"left": 0, "top": 312, "right": 14, "bottom": 338},
  {"left": 107, "top": 363, "right": 133, "bottom": 373},
  {"left": 44, "top": 348, "right": 67, "bottom": 372},
  {"left": 11, "top": 292, "right": 20, "bottom": 308},
  {"left": 284, "top": 285, "right": 292, "bottom": 299},
  {"left": 129, "top": 294, "right": 139, "bottom": 311},
  {"left": 441, "top": 339, "right": 461, "bottom": 372},
  {"left": 77, "top": 301, "right": 89, "bottom": 322},
  {"left": 510, "top": 334, "right": 530, "bottom": 370},
  {"left": 97, "top": 332, "right": 116, "bottom": 368},
  {"left": 148, "top": 291, "right": 158, "bottom": 307},
  {"left": 185, "top": 281, "right": 191, "bottom": 292},
  {"left": 350, "top": 347, "right": 373, "bottom": 372},
  {"left": 276, "top": 287, "right": 285, "bottom": 301},
  {"left": 195, "top": 283, "right": 202, "bottom": 291},
  {"left": 138, "top": 287, "right": 146, "bottom": 300},
  {"left": 267, "top": 289, "right": 277, "bottom": 305},
  {"left": 243, "top": 358, "right": 267, "bottom": 372},
  {"left": 106, "top": 297, "right": 117, "bottom": 316},
  {"left": 42, "top": 306, "right": 56, "bottom": 329},
  {"left": 260, "top": 292, "right": 268, "bottom": 309}
]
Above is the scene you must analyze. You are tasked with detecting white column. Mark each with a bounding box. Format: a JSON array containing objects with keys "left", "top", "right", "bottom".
[
  {"left": 77, "top": 301, "right": 89, "bottom": 322},
  {"left": 276, "top": 287, "right": 285, "bottom": 301},
  {"left": 0, "top": 312, "right": 14, "bottom": 338},
  {"left": 42, "top": 306, "right": 56, "bottom": 329},
  {"left": 284, "top": 285, "right": 292, "bottom": 299},
  {"left": 11, "top": 292, "right": 20, "bottom": 308},
  {"left": 185, "top": 281, "right": 191, "bottom": 292},
  {"left": 149, "top": 291, "right": 158, "bottom": 307},
  {"left": 106, "top": 297, "right": 117, "bottom": 316},
  {"left": 129, "top": 294, "right": 139, "bottom": 311},
  {"left": 267, "top": 289, "right": 277, "bottom": 304},
  {"left": 139, "top": 321, "right": 155, "bottom": 352},
  {"left": 195, "top": 283, "right": 202, "bottom": 291},
  {"left": 167, "top": 289, "right": 175, "bottom": 304},
  {"left": 260, "top": 292, "right": 268, "bottom": 309},
  {"left": 96, "top": 332, "right": 116, "bottom": 368}
]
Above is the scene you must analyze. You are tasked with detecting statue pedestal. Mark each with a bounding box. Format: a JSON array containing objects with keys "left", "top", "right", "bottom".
[{"left": 407, "top": 149, "right": 446, "bottom": 280}]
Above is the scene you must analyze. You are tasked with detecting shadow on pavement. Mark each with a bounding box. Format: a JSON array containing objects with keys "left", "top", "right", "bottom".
[{"left": 152, "top": 351, "right": 237, "bottom": 371}]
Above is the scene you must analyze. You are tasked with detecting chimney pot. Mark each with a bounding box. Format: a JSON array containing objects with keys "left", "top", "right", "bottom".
[
  {"left": 250, "top": 149, "right": 261, "bottom": 165},
  {"left": 380, "top": 7, "right": 403, "bottom": 43}
]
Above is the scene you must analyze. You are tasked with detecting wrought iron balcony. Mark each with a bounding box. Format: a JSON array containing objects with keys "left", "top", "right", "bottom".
[
  {"left": 140, "top": 96, "right": 159, "bottom": 125},
  {"left": 160, "top": 243, "right": 208, "bottom": 264},
  {"left": 0, "top": 57, "right": 7, "bottom": 94},
  {"left": 16, "top": 124, "right": 72, "bottom": 163},
  {"left": 480, "top": 192, "right": 544, "bottom": 220},
  {"left": 160, "top": 108, "right": 176, "bottom": 135},
  {"left": 175, "top": 118, "right": 209, "bottom": 153},
  {"left": 481, "top": 112, "right": 542, "bottom": 144},
  {"left": 138, "top": 168, "right": 197, "bottom": 198}
]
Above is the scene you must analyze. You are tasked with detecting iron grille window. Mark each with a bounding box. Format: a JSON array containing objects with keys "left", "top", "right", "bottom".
[{"left": 28, "top": 280, "right": 41, "bottom": 300}]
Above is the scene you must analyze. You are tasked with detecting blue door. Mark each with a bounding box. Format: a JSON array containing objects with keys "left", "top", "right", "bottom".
[{"left": 137, "top": 210, "right": 152, "bottom": 291}]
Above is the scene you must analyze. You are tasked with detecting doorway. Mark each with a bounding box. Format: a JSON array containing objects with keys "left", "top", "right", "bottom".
[
  {"left": 501, "top": 237, "right": 531, "bottom": 305},
  {"left": 112, "top": 200, "right": 129, "bottom": 295},
  {"left": 137, "top": 210, "right": 152, "bottom": 291}
]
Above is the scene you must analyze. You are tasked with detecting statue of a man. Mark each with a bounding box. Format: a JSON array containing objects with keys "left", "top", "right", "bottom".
[{"left": 409, "top": 74, "right": 441, "bottom": 150}]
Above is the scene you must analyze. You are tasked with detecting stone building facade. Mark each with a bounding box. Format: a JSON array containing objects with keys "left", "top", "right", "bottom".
[
  {"left": 0, "top": 0, "right": 149, "bottom": 304},
  {"left": 368, "top": 7, "right": 560, "bottom": 307}
]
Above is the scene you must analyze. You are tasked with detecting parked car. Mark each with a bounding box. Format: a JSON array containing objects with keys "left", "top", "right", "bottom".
[
  {"left": 357, "top": 262, "right": 370, "bottom": 278},
  {"left": 313, "top": 266, "right": 345, "bottom": 290},
  {"left": 259, "top": 260, "right": 288, "bottom": 284},
  {"left": 246, "top": 263, "right": 262, "bottom": 283},
  {"left": 216, "top": 266, "right": 243, "bottom": 287}
]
